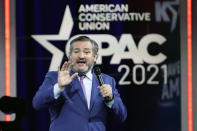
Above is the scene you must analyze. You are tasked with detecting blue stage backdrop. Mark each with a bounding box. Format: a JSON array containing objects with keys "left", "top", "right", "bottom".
[{"left": 16, "top": 0, "right": 181, "bottom": 131}]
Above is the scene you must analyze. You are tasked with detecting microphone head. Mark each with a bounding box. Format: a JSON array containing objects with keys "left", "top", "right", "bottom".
[{"left": 94, "top": 66, "right": 101, "bottom": 75}]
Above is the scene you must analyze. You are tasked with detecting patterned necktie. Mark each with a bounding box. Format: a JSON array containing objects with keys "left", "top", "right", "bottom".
[{"left": 80, "top": 76, "right": 87, "bottom": 100}]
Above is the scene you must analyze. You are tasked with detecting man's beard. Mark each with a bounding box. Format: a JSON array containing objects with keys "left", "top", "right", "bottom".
[{"left": 71, "top": 62, "right": 94, "bottom": 76}]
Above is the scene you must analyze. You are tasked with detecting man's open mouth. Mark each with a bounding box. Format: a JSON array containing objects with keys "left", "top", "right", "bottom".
[{"left": 77, "top": 60, "right": 86, "bottom": 65}]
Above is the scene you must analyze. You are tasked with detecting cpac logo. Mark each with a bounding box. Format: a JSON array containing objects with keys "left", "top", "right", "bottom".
[
  {"left": 32, "top": 5, "right": 167, "bottom": 71},
  {"left": 155, "top": 0, "right": 179, "bottom": 31}
]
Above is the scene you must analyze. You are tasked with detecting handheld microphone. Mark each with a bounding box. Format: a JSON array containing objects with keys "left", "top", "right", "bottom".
[{"left": 94, "top": 67, "right": 111, "bottom": 101}]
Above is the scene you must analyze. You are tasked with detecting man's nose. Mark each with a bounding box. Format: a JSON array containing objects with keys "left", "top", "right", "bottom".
[{"left": 78, "top": 52, "right": 85, "bottom": 58}]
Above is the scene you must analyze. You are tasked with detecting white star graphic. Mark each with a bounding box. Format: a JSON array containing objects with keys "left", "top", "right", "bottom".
[{"left": 31, "top": 5, "right": 73, "bottom": 71}]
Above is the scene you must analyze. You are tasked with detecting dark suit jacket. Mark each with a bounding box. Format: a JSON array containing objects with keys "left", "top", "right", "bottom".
[{"left": 32, "top": 71, "right": 127, "bottom": 131}]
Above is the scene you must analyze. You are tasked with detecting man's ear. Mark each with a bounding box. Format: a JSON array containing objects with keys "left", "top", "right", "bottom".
[{"left": 94, "top": 53, "right": 98, "bottom": 62}]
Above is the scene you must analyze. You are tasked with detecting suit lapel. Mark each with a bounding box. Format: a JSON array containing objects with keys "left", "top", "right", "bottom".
[
  {"left": 89, "top": 73, "right": 100, "bottom": 111},
  {"left": 69, "top": 72, "right": 88, "bottom": 109},
  {"left": 75, "top": 78, "right": 88, "bottom": 107}
]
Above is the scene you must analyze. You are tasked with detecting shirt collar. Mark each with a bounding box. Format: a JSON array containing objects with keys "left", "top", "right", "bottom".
[
  {"left": 77, "top": 69, "right": 93, "bottom": 81},
  {"left": 85, "top": 69, "right": 93, "bottom": 81}
]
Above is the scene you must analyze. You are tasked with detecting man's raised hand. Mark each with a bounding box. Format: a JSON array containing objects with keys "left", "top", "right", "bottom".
[{"left": 58, "top": 61, "right": 78, "bottom": 89}]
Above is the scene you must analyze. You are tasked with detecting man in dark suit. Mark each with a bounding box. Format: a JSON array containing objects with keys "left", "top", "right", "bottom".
[{"left": 32, "top": 36, "right": 127, "bottom": 131}]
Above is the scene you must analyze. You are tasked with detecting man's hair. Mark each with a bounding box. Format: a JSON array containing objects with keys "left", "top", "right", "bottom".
[{"left": 69, "top": 36, "right": 99, "bottom": 55}]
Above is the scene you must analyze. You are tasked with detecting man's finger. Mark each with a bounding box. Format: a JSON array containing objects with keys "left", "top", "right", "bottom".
[
  {"left": 61, "top": 61, "right": 68, "bottom": 71},
  {"left": 71, "top": 73, "right": 78, "bottom": 79},
  {"left": 58, "top": 66, "right": 60, "bottom": 72},
  {"left": 67, "top": 61, "right": 73, "bottom": 71}
]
